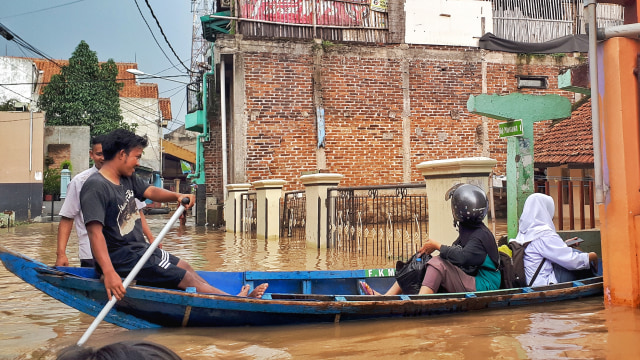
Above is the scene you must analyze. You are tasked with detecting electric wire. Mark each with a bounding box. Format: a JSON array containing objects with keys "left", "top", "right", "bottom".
[
  {"left": 0, "top": 0, "right": 89, "bottom": 20},
  {"left": 142, "top": 0, "right": 191, "bottom": 73},
  {"left": 0, "top": 22, "right": 61, "bottom": 67},
  {"left": 132, "top": 0, "right": 183, "bottom": 74}
]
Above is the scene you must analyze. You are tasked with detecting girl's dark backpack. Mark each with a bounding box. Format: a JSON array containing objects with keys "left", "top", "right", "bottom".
[{"left": 498, "top": 241, "right": 545, "bottom": 289}]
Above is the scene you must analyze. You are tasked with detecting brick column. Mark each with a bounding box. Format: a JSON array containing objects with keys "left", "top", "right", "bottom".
[
  {"left": 417, "top": 157, "right": 496, "bottom": 246},
  {"left": 300, "top": 173, "right": 343, "bottom": 248},
  {"left": 253, "top": 179, "right": 286, "bottom": 240},
  {"left": 224, "top": 183, "right": 251, "bottom": 233}
]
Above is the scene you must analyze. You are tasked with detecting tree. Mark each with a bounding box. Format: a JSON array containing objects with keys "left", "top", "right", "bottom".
[{"left": 38, "top": 41, "right": 135, "bottom": 136}]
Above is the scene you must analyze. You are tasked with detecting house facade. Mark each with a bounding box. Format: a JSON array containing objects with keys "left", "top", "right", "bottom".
[
  {"left": 0, "top": 57, "right": 44, "bottom": 221},
  {"left": 192, "top": 0, "right": 624, "bottom": 214},
  {"left": 31, "top": 59, "right": 172, "bottom": 175}
]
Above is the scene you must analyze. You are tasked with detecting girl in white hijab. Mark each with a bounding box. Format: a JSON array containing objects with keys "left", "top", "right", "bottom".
[{"left": 510, "top": 193, "right": 598, "bottom": 287}]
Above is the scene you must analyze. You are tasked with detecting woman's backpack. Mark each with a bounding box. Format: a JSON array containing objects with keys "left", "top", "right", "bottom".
[{"left": 498, "top": 241, "right": 546, "bottom": 289}]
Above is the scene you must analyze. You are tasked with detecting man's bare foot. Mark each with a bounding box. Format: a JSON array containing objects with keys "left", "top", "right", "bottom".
[
  {"left": 237, "top": 284, "right": 250, "bottom": 297},
  {"left": 248, "top": 283, "right": 269, "bottom": 298}
]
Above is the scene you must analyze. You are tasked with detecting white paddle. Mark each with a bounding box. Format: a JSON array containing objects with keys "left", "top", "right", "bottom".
[{"left": 77, "top": 197, "right": 190, "bottom": 346}]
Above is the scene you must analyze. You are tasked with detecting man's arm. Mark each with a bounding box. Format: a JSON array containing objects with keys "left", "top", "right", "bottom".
[
  {"left": 55, "top": 216, "right": 74, "bottom": 266},
  {"left": 143, "top": 187, "right": 195, "bottom": 209},
  {"left": 86, "top": 221, "right": 126, "bottom": 300}
]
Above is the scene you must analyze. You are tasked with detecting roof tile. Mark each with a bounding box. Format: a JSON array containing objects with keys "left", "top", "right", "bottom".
[
  {"left": 534, "top": 99, "right": 593, "bottom": 166},
  {"left": 19, "top": 57, "right": 159, "bottom": 98}
]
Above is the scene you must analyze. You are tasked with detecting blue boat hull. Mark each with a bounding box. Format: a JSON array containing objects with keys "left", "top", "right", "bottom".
[{"left": 0, "top": 246, "right": 603, "bottom": 329}]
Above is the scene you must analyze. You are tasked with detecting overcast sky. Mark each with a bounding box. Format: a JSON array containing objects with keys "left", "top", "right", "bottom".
[{"left": 1, "top": 0, "right": 199, "bottom": 132}]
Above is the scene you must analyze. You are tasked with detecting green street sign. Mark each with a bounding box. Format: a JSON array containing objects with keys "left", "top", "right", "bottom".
[{"left": 499, "top": 119, "right": 523, "bottom": 137}]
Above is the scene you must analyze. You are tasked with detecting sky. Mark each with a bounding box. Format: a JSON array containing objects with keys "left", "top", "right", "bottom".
[{"left": 0, "top": 0, "right": 198, "bottom": 132}]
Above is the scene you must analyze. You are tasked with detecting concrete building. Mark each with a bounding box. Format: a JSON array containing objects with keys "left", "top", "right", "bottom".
[{"left": 0, "top": 57, "right": 44, "bottom": 221}]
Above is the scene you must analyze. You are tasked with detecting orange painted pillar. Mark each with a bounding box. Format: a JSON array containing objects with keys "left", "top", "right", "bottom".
[{"left": 600, "top": 37, "right": 640, "bottom": 308}]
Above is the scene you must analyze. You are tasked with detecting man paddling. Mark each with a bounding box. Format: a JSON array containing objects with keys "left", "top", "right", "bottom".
[
  {"left": 55, "top": 135, "right": 155, "bottom": 267},
  {"left": 80, "top": 129, "right": 267, "bottom": 300}
]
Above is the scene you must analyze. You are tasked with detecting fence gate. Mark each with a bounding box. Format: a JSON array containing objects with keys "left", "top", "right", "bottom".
[
  {"left": 281, "top": 190, "right": 306, "bottom": 240},
  {"left": 327, "top": 183, "right": 428, "bottom": 260},
  {"left": 240, "top": 192, "right": 257, "bottom": 239}
]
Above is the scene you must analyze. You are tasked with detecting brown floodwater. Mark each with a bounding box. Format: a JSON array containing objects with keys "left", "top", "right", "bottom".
[{"left": 1, "top": 216, "right": 639, "bottom": 360}]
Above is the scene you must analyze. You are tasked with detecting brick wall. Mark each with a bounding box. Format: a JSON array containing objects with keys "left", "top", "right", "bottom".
[
  {"left": 47, "top": 144, "right": 71, "bottom": 170},
  {"left": 206, "top": 39, "right": 584, "bottom": 195}
]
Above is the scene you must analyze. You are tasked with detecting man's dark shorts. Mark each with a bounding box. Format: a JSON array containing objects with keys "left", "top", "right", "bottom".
[
  {"left": 80, "top": 259, "right": 95, "bottom": 268},
  {"left": 97, "top": 243, "right": 187, "bottom": 289}
]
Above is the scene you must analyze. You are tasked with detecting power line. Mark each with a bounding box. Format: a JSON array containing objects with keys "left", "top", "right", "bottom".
[
  {"left": 0, "top": 0, "right": 89, "bottom": 20},
  {"left": 0, "top": 22, "right": 61, "bottom": 68},
  {"left": 143, "top": 0, "right": 191, "bottom": 73},
  {"left": 0, "top": 84, "right": 31, "bottom": 101},
  {"left": 132, "top": 0, "right": 183, "bottom": 74},
  {"left": 0, "top": 74, "right": 189, "bottom": 86}
]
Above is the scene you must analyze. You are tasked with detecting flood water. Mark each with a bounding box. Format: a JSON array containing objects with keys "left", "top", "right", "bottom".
[{"left": 1, "top": 216, "right": 640, "bottom": 359}]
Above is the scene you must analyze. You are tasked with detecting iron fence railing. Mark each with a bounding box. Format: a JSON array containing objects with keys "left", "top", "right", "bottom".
[
  {"left": 240, "top": 191, "right": 257, "bottom": 238},
  {"left": 327, "top": 183, "right": 427, "bottom": 260},
  {"left": 281, "top": 190, "right": 306, "bottom": 239}
]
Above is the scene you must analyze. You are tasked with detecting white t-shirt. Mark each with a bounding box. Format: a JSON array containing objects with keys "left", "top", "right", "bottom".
[{"left": 59, "top": 167, "right": 147, "bottom": 260}]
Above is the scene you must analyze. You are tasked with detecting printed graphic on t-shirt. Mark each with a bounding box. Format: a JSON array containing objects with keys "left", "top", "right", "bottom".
[{"left": 117, "top": 190, "right": 140, "bottom": 236}]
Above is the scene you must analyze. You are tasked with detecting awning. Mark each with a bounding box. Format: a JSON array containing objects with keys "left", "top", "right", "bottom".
[
  {"left": 479, "top": 32, "right": 589, "bottom": 54},
  {"left": 163, "top": 140, "right": 196, "bottom": 164}
]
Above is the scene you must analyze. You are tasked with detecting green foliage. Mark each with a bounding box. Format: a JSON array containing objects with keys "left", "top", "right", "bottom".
[
  {"left": 0, "top": 98, "right": 18, "bottom": 111},
  {"left": 37, "top": 41, "right": 136, "bottom": 136},
  {"left": 59, "top": 159, "right": 72, "bottom": 171},
  {"left": 43, "top": 168, "right": 61, "bottom": 196}
]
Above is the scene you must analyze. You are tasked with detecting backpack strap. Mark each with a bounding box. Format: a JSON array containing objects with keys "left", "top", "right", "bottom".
[{"left": 527, "top": 258, "right": 546, "bottom": 287}]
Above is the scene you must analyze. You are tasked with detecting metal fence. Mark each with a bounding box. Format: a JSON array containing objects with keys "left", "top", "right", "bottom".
[
  {"left": 327, "top": 183, "right": 428, "bottom": 260},
  {"left": 235, "top": 0, "right": 388, "bottom": 43},
  {"left": 489, "top": 0, "right": 624, "bottom": 43},
  {"left": 240, "top": 191, "right": 257, "bottom": 238},
  {"left": 281, "top": 190, "right": 306, "bottom": 240}
]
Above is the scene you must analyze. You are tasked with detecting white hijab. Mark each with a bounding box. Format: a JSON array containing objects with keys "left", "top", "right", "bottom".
[{"left": 512, "top": 193, "right": 556, "bottom": 245}]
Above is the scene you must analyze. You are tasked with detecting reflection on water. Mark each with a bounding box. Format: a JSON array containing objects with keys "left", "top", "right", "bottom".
[{"left": 1, "top": 216, "right": 639, "bottom": 359}]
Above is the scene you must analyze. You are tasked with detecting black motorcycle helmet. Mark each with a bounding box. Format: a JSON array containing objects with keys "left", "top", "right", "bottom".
[{"left": 445, "top": 183, "right": 488, "bottom": 226}]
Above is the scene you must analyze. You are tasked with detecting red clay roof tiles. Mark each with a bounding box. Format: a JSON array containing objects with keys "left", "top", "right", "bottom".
[
  {"left": 23, "top": 57, "right": 159, "bottom": 99},
  {"left": 534, "top": 99, "right": 593, "bottom": 166}
]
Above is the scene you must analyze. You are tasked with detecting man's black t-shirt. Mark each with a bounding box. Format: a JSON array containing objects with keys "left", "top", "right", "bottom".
[{"left": 80, "top": 172, "right": 150, "bottom": 254}]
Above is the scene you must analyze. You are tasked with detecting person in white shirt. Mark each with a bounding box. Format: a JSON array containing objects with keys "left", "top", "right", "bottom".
[
  {"left": 511, "top": 193, "right": 598, "bottom": 287},
  {"left": 55, "top": 135, "right": 155, "bottom": 267}
]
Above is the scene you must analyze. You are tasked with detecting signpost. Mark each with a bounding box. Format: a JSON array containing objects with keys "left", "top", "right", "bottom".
[{"left": 498, "top": 119, "right": 523, "bottom": 138}]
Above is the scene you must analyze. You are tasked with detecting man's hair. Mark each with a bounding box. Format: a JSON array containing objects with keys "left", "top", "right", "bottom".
[
  {"left": 90, "top": 134, "right": 106, "bottom": 147},
  {"left": 101, "top": 128, "right": 148, "bottom": 161},
  {"left": 56, "top": 341, "right": 182, "bottom": 360}
]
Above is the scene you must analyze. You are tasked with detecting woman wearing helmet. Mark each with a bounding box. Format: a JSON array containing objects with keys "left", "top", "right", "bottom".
[{"left": 361, "top": 184, "right": 501, "bottom": 295}]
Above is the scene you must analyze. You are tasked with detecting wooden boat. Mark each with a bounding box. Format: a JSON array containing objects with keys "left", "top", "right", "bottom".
[{"left": 0, "top": 246, "right": 603, "bottom": 329}]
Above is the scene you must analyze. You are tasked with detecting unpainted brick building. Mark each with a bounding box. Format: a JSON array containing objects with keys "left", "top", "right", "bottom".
[{"left": 201, "top": 36, "right": 584, "bottom": 201}]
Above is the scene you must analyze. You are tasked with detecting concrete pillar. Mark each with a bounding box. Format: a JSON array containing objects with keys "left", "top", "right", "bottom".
[
  {"left": 224, "top": 183, "right": 251, "bottom": 233},
  {"left": 417, "top": 157, "right": 497, "bottom": 247},
  {"left": 60, "top": 168, "right": 71, "bottom": 199},
  {"left": 467, "top": 93, "right": 571, "bottom": 238},
  {"left": 600, "top": 37, "right": 640, "bottom": 308},
  {"left": 253, "top": 179, "right": 286, "bottom": 240},
  {"left": 300, "top": 173, "right": 343, "bottom": 248}
]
